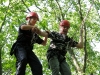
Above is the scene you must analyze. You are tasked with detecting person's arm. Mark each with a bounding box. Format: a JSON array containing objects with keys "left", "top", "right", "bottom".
[
  {"left": 21, "top": 24, "right": 37, "bottom": 32},
  {"left": 32, "top": 27, "right": 48, "bottom": 37},
  {"left": 21, "top": 24, "right": 33, "bottom": 30},
  {"left": 41, "top": 36, "right": 48, "bottom": 46},
  {"left": 34, "top": 31, "right": 48, "bottom": 46},
  {"left": 37, "top": 31, "right": 48, "bottom": 46},
  {"left": 31, "top": 27, "right": 49, "bottom": 46},
  {"left": 76, "top": 28, "right": 83, "bottom": 48}
]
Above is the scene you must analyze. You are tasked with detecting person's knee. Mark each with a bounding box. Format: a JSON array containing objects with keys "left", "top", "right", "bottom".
[
  {"left": 18, "top": 58, "right": 27, "bottom": 67},
  {"left": 55, "top": 66, "right": 59, "bottom": 71},
  {"left": 21, "top": 58, "right": 27, "bottom": 64},
  {"left": 51, "top": 66, "right": 59, "bottom": 72}
]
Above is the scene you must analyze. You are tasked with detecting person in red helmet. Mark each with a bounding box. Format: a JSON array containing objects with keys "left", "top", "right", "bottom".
[
  {"left": 46, "top": 20, "right": 83, "bottom": 75},
  {"left": 10, "top": 12, "right": 48, "bottom": 75}
]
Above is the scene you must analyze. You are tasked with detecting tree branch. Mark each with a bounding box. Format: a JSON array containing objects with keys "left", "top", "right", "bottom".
[
  {"left": 78, "top": 0, "right": 83, "bottom": 20},
  {"left": 68, "top": 49, "right": 83, "bottom": 74},
  {"left": 78, "top": 0, "right": 92, "bottom": 73},
  {"left": 0, "top": 0, "right": 10, "bottom": 32},
  {"left": 21, "top": 0, "right": 31, "bottom": 12},
  {"left": 55, "top": 0, "right": 64, "bottom": 20},
  {"left": 0, "top": 1, "right": 11, "bottom": 74},
  {"left": 33, "top": 0, "right": 48, "bottom": 12}
]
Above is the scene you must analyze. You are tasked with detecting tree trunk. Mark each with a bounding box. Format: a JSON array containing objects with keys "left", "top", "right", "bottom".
[
  {"left": 0, "top": 48, "right": 2, "bottom": 75},
  {"left": 69, "top": 49, "right": 83, "bottom": 74}
]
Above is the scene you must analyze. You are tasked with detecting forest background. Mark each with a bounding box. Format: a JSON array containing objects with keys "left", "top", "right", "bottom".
[{"left": 0, "top": 0, "right": 100, "bottom": 75}]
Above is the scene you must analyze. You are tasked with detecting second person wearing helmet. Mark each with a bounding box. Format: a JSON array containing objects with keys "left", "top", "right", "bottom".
[
  {"left": 46, "top": 20, "right": 83, "bottom": 75},
  {"left": 10, "top": 12, "right": 48, "bottom": 75}
]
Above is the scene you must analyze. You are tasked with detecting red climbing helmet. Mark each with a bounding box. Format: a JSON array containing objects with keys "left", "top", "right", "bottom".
[
  {"left": 60, "top": 20, "right": 70, "bottom": 28},
  {"left": 26, "top": 12, "right": 39, "bottom": 20}
]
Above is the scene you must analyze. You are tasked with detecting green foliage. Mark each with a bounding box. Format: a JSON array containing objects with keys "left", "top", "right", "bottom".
[{"left": 0, "top": 0, "right": 100, "bottom": 75}]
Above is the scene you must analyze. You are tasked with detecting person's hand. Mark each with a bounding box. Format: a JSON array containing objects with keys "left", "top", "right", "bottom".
[
  {"left": 45, "top": 30, "right": 50, "bottom": 34},
  {"left": 31, "top": 26, "right": 41, "bottom": 34},
  {"left": 35, "top": 27, "right": 41, "bottom": 34},
  {"left": 31, "top": 26, "right": 36, "bottom": 32}
]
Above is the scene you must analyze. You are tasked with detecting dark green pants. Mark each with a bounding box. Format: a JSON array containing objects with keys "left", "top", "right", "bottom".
[{"left": 48, "top": 55, "right": 71, "bottom": 75}]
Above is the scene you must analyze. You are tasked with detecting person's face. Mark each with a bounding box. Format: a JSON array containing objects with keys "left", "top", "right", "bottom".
[
  {"left": 29, "top": 17, "right": 38, "bottom": 25},
  {"left": 59, "top": 25, "right": 69, "bottom": 34}
]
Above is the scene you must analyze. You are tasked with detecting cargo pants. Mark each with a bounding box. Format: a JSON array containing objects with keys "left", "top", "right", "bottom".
[{"left": 48, "top": 55, "right": 71, "bottom": 75}]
